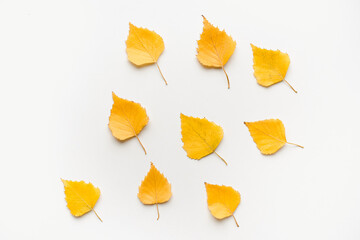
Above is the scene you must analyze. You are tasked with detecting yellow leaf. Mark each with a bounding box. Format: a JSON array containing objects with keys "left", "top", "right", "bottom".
[
  {"left": 251, "top": 44, "right": 297, "bottom": 93},
  {"left": 204, "top": 182, "right": 240, "bottom": 227},
  {"left": 108, "top": 92, "right": 149, "bottom": 154},
  {"left": 180, "top": 113, "right": 227, "bottom": 165},
  {"left": 126, "top": 23, "right": 167, "bottom": 85},
  {"left": 61, "top": 179, "right": 102, "bottom": 222},
  {"left": 244, "top": 119, "right": 303, "bottom": 155},
  {"left": 196, "top": 15, "right": 236, "bottom": 89},
  {"left": 138, "top": 162, "right": 172, "bottom": 220}
]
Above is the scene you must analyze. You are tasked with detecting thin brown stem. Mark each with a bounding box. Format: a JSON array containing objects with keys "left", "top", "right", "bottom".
[
  {"left": 286, "top": 142, "right": 304, "bottom": 148},
  {"left": 232, "top": 214, "right": 239, "bottom": 227},
  {"left": 283, "top": 79, "right": 297, "bottom": 93},
  {"left": 221, "top": 66, "right": 230, "bottom": 89},
  {"left": 135, "top": 134, "right": 147, "bottom": 155},
  {"left": 156, "top": 62, "right": 167, "bottom": 85},
  {"left": 156, "top": 203, "right": 160, "bottom": 220},
  {"left": 92, "top": 209, "right": 103, "bottom": 222},
  {"left": 214, "top": 151, "right": 227, "bottom": 165}
]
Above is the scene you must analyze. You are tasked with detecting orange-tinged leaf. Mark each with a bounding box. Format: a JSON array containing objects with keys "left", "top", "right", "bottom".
[
  {"left": 180, "top": 113, "right": 227, "bottom": 165},
  {"left": 197, "top": 15, "right": 236, "bottom": 89},
  {"left": 138, "top": 162, "right": 172, "bottom": 220},
  {"left": 251, "top": 44, "right": 297, "bottom": 93},
  {"left": 244, "top": 119, "right": 303, "bottom": 155},
  {"left": 126, "top": 23, "right": 167, "bottom": 85},
  {"left": 108, "top": 92, "right": 149, "bottom": 154},
  {"left": 61, "top": 179, "right": 102, "bottom": 222},
  {"left": 204, "top": 182, "right": 240, "bottom": 227}
]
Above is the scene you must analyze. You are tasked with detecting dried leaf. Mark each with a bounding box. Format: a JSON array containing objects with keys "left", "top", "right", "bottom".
[
  {"left": 126, "top": 23, "right": 167, "bottom": 85},
  {"left": 251, "top": 44, "right": 297, "bottom": 93},
  {"left": 196, "top": 15, "right": 236, "bottom": 89},
  {"left": 138, "top": 162, "right": 172, "bottom": 220},
  {"left": 180, "top": 113, "right": 227, "bottom": 165},
  {"left": 61, "top": 179, "right": 102, "bottom": 222},
  {"left": 244, "top": 119, "right": 303, "bottom": 155},
  {"left": 204, "top": 182, "right": 240, "bottom": 227},
  {"left": 108, "top": 92, "right": 148, "bottom": 154}
]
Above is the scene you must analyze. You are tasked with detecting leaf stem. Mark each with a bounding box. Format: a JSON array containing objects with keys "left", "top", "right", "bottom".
[
  {"left": 283, "top": 79, "right": 297, "bottom": 93},
  {"left": 156, "top": 62, "right": 167, "bottom": 85},
  {"left": 92, "top": 209, "right": 103, "bottom": 222},
  {"left": 232, "top": 214, "right": 239, "bottom": 227},
  {"left": 214, "top": 151, "right": 227, "bottom": 165},
  {"left": 286, "top": 142, "right": 304, "bottom": 148},
  {"left": 221, "top": 66, "right": 230, "bottom": 89},
  {"left": 135, "top": 134, "right": 147, "bottom": 155},
  {"left": 156, "top": 203, "right": 160, "bottom": 220}
]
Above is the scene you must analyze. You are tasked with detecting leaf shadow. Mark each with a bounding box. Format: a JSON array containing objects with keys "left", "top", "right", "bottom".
[
  {"left": 141, "top": 198, "right": 172, "bottom": 220},
  {"left": 65, "top": 196, "right": 102, "bottom": 222},
  {"left": 207, "top": 212, "right": 235, "bottom": 227},
  {"left": 127, "top": 60, "right": 155, "bottom": 69},
  {"left": 258, "top": 145, "right": 290, "bottom": 159},
  {"left": 108, "top": 124, "right": 149, "bottom": 149}
]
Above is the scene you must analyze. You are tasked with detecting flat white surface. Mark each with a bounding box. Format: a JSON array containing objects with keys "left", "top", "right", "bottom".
[{"left": 0, "top": 0, "right": 360, "bottom": 239}]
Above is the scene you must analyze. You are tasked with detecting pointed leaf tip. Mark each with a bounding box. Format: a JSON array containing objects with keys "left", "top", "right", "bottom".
[
  {"left": 245, "top": 119, "right": 301, "bottom": 154},
  {"left": 205, "top": 183, "right": 241, "bottom": 223},
  {"left": 138, "top": 163, "right": 172, "bottom": 220},
  {"left": 62, "top": 179, "right": 101, "bottom": 221},
  {"left": 181, "top": 115, "right": 225, "bottom": 163},
  {"left": 126, "top": 22, "right": 165, "bottom": 74},
  {"left": 251, "top": 44, "right": 290, "bottom": 89},
  {"left": 109, "top": 93, "right": 148, "bottom": 154},
  {"left": 196, "top": 16, "right": 235, "bottom": 88}
]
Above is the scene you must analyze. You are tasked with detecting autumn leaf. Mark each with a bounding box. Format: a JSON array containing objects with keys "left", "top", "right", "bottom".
[
  {"left": 196, "top": 15, "right": 236, "bottom": 89},
  {"left": 244, "top": 119, "right": 303, "bottom": 155},
  {"left": 126, "top": 23, "right": 167, "bottom": 85},
  {"left": 61, "top": 179, "right": 102, "bottom": 222},
  {"left": 180, "top": 113, "right": 227, "bottom": 165},
  {"left": 251, "top": 44, "right": 297, "bottom": 93},
  {"left": 108, "top": 92, "right": 149, "bottom": 154},
  {"left": 138, "top": 162, "right": 172, "bottom": 220},
  {"left": 204, "top": 182, "right": 240, "bottom": 227}
]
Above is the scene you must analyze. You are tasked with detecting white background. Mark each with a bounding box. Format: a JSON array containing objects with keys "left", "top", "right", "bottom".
[{"left": 0, "top": 0, "right": 359, "bottom": 239}]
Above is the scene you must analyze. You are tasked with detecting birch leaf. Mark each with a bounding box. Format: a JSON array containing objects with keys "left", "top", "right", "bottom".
[
  {"left": 61, "top": 179, "right": 102, "bottom": 222},
  {"left": 180, "top": 113, "right": 227, "bottom": 165},
  {"left": 138, "top": 162, "right": 172, "bottom": 220},
  {"left": 244, "top": 119, "right": 303, "bottom": 155},
  {"left": 204, "top": 182, "right": 240, "bottom": 227},
  {"left": 126, "top": 23, "right": 167, "bottom": 85},
  {"left": 196, "top": 15, "right": 236, "bottom": 89},
  {"left": 251, "top": 44, "right": 297, "bottom": 93},
  {"left": 108, "top": 92, "right": 148, "bottom": 154}
]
